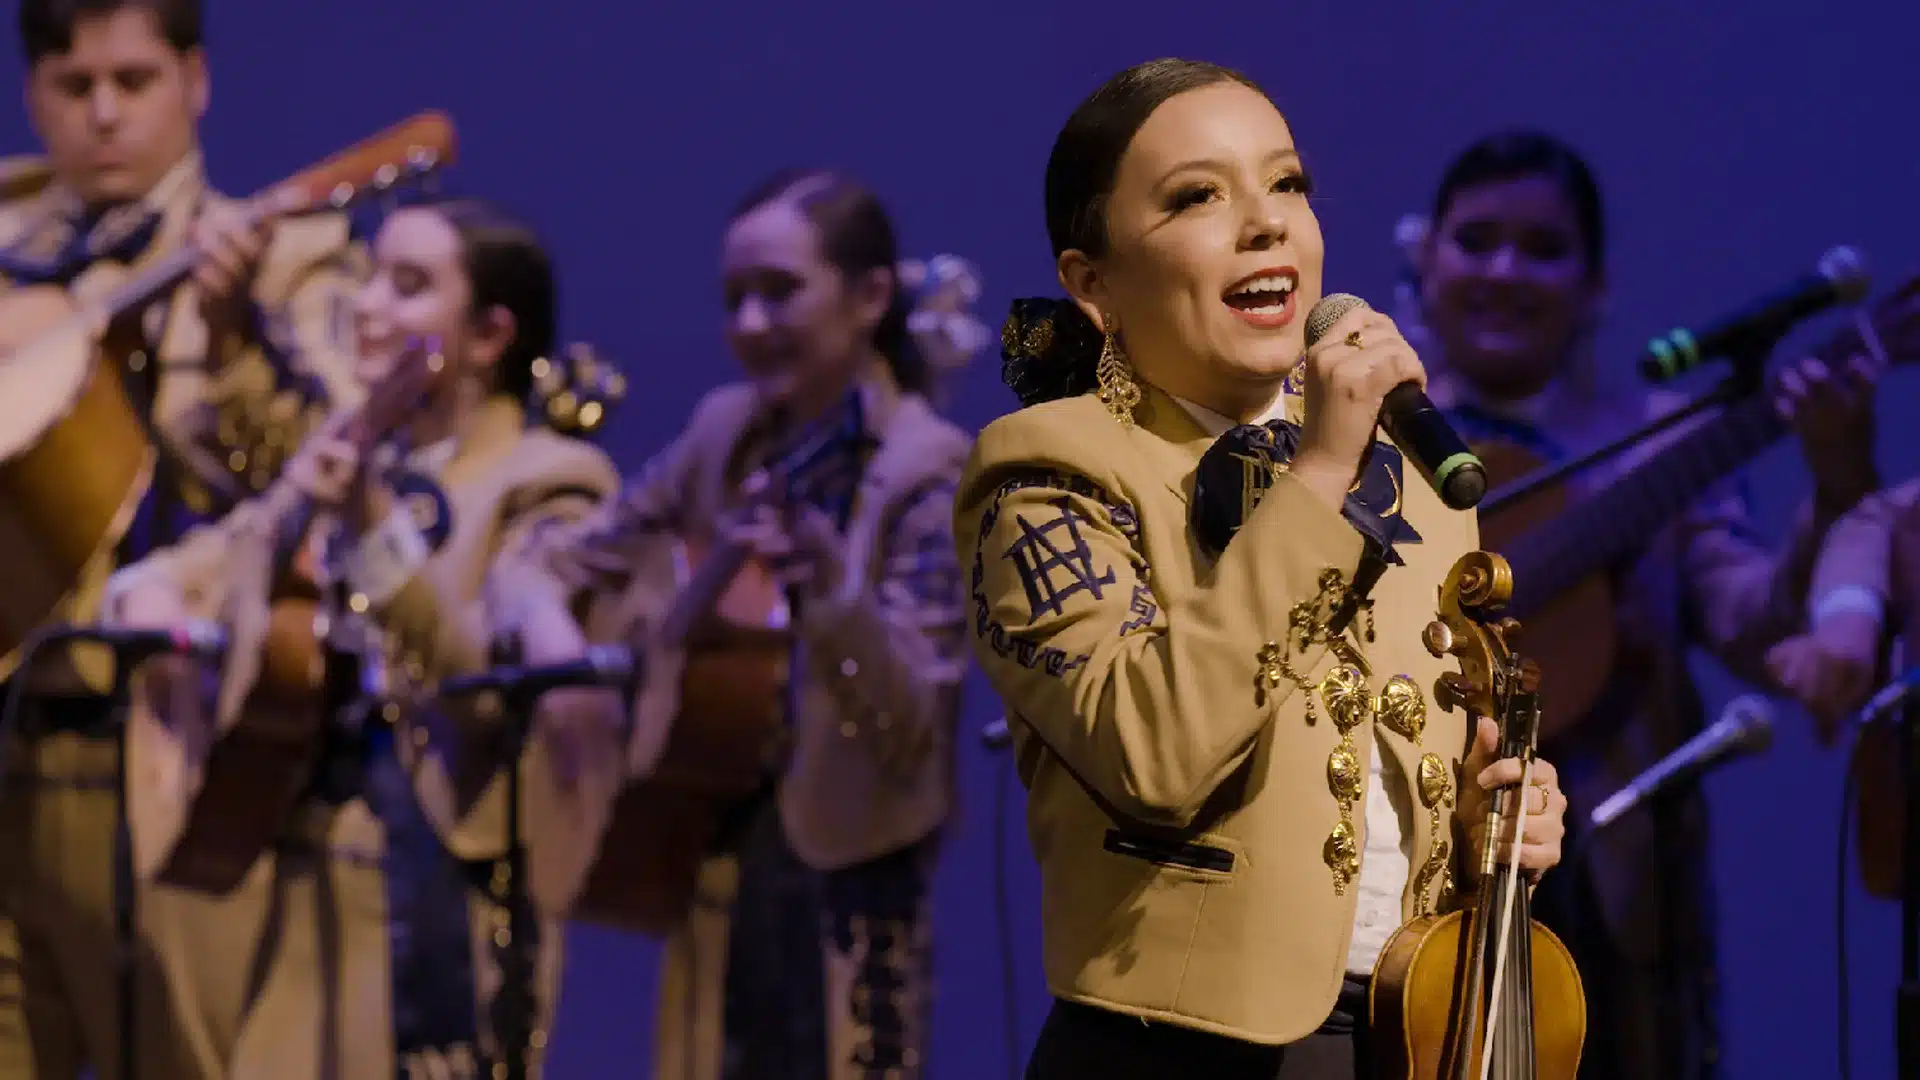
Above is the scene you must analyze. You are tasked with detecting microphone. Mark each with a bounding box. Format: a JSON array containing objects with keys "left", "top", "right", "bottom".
[
  {"left": 1639, "top": 245, "right": 1870, "bottom": 381},
  {"left": 40, "top": 621, "right": 228, "bottom": 662},
  {"left": 1589, "top": 693, "right": 1775, "bottom": 829},
  {"left": 981, "top": 715, "right": 1012, "bottom": 750},
  {"left": 1304, "top": 294, "right": 1487, "bottom": 511},
  {"left": 1857, "top": 667, "right": 1920, "bottom": 726},
  {"left": 436, "top": 644, "right": 638, "bottom": 700}
]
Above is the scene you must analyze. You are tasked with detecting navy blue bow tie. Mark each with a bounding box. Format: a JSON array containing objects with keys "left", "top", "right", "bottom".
[
  {"left": 1192, "top": 419, "right": 1422, "bottom": 562},
  {"left": 0, "top": 201, "right": 162, "bottom": 286}
]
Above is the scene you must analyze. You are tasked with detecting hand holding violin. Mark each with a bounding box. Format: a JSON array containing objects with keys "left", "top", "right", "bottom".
[{"left": 1454, "top": 714, "right": 1567, "bottom": 881}]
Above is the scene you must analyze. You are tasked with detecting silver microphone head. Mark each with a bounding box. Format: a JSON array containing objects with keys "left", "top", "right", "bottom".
[
  {"left": 1304, "top": 293, "right": 1370, "bottom": 347},
  {"left": 1718, "top": 693, "right": 1776, "bottom": 755},
  {"left": 1818, "top": 245, "right": 1870, "bottom": 305}
]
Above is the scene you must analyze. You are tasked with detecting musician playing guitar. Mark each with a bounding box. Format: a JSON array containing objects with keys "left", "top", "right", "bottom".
[
  {"left": 0, "top": 1, "right": 361, "bottom": 1077},
  {"left": 102, "top": 198, "right": 620, "bottom": 1080},
  {"left": 497, "top": 170, "right": 973, "bottom": 1080},
  {"left": 1405, "top": 131, "right": 1889, "bottom": 1080}
]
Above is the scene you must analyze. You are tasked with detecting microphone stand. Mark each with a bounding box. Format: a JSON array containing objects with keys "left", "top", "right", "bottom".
[
  {"left": 479, "top": 634, "right": 540, "bottom": 1080},
  {"left": 109, "top": 657, "right": 140, "bottom": 1080},
  {"left": 1475, "top": 346, "right": 1769, "bottom": 517},
  {"left": 1900, "top": 687, "right": 1920, "bottom": 1078}
]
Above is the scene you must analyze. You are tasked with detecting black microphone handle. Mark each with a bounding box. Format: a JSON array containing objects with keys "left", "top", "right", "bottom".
[{"left": 1378, "top": 382, "right": 1487, "bottom": 511}]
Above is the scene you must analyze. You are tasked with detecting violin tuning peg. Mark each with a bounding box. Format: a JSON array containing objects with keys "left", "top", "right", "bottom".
[
  {"left": 1421, "top": 620, "right": 1453, "bottom": 659},
  {"left": 1496, "top": 617, "right": 1523, "bottom": 643}
]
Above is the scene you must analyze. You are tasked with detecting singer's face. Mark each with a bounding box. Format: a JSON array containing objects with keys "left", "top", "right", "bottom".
[
  {"left": 355, "top": 208, "right": 510, "bottom": 388},
  {"left": 1064, "top": 82, "right": 1323, "bottom": 412},
  {"left": 1420, "top": 175, "right": 1601, "bottom": 398}
]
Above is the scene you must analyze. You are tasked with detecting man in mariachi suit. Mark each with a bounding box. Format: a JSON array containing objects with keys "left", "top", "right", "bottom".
[{"left": 0, "top": 1, "right": 360, "bottom": 1077}]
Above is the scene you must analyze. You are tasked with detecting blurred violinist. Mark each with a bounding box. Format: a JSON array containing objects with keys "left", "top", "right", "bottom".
[
  {"left": 101, "top": 197, "right": 619, "bottom": 1080},
  {"left": 1406, "top": 130, "right": 1887, "bottom": 1079},
  {"left": 498, "top": 169, "right": 972, "bottom": 1080},
  {"left": 0, "top": 0, "right": 361, "bottom": 1076}
]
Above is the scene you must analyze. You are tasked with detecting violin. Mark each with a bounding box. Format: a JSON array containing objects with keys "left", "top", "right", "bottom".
[{"left": 1370, "top": 550, "right": 1587, "bottom": 1078}]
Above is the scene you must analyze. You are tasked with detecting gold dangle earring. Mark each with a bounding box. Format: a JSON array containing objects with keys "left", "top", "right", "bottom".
[{"left": 1095, "top": 314, "right": 1141, "bottom": 427}]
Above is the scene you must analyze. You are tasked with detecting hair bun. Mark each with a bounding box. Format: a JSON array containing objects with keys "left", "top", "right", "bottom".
[
  {"left": 529, "top": 342, "right": 625, "bottom": 437},
  {"left": 999, "top": 297, "right": 1103, "bottom": 407}
]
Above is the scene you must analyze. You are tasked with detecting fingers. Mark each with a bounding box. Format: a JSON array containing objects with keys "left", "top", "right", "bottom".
[
  {"left": 1306, "top": 310, "right": 1425, "bottom": 399},
  {"left": 191, "top": 205, "right": 267, "bottom": 303}
]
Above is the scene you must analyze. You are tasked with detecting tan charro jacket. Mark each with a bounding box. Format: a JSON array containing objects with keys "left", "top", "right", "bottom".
[
  {"left": 953, "top": 383, "right": 1480, "bottom": 1045},
  {"left": 102, "top": 397, "right": 621, "bottom": 860},
  {"left": 0, "top": 150, "right": 362, "bottom": 694},
  {"left": 504, "top": 372, "right": 972, "bottom": 873}
]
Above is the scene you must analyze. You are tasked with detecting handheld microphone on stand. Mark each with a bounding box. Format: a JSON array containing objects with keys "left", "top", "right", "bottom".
[
  {"left": 37, "top": 620, "right": 229, "bottom": 661},
  {"left": 981, "top": 715, "right": 1011, "bottom": 750},
  {"left": 1303, "top": 293, "right": 1487, "bottom": 512},
  {"left": 437, "top": 644, "right": 638, "bottom": 701},
  {"left": 1639, "top": 246, "right": 1869, "bottom": 382},
  {"left": 1589, "top": 693, "right": 1776, "bottom": 830}
]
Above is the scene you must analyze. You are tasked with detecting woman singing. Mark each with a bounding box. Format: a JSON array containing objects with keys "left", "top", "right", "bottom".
[
  {"left": 502, "top": 169, "right": 972, "bottom": 1080},
  {"left": 102, "top": 197, "right": 620, "bottom": 1080},
  {"left": 956, "top": 59, "right": 1569, "bottom": 1078}
]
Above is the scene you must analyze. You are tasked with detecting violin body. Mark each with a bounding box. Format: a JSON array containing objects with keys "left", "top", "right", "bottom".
[
  {"left": 1370, "top": 551, "right": 1586, "bottom": 1078},
  {"left": 563, "top": 534, "right": 792, "bottom": 934},
  {"left": 1469, "top": 438, "right": 1616, "bottom": 745},
  {"left": 1371, "top": 908, "right": 1586, "bottom": 1078}
]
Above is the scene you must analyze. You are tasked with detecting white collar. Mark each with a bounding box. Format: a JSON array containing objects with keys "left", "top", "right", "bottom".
[{"left": 1170, "top": 391, "right": 1290, "bottom": 438}]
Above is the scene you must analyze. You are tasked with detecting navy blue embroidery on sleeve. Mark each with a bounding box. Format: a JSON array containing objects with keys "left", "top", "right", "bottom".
[
  {"left": 969, "top": 469, "right": 1147, "bottom": 676},
  {"left": 1004, "top": 497, "right": 1116, "bottom": 621}
]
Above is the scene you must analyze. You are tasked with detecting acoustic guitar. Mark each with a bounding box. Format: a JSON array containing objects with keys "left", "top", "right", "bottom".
[
  {"left": 0, "top": 112, "right": 455, "bottom": 684},
  {"left": 1473, "top": 275, "right": 1920, "bottom": 738}
]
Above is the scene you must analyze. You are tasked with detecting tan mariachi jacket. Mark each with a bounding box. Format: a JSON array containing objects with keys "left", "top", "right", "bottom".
[
  {"left": 103, "top": 398, "right": 621, "bottom": 860},
  {"left": 506, "top": 373, "right": 973, "bottom": 872},
  {"left": 953, "top": 383, "right": 1480, "bottom": 1045},
  {"left": 0, "top": 150, "right": 362, "bottom": 693}
]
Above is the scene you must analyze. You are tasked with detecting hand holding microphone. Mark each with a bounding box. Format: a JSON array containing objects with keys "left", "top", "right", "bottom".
[{"left": 1294, "top": 294, "right": 1486, "bottom": 513}]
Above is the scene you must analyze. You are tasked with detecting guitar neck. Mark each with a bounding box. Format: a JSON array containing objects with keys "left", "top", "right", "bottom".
[
  {"left": 92, "top": 246, "right": 199, "bottom": 333},
  {"left": 659, "top": 539, "right": 754, "bottom": 644},
  {"left": 1505, "top": 391, "right": 1784, "bottom": 617}
]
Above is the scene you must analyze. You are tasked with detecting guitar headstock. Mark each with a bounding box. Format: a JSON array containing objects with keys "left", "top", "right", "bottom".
[
  {"left": 532, "top": 342, "right": 626, "bottom": 436},
  {"left": 899, "top": 253, "right": 990, "bottom": 402},
  {"left": 1423, "top": 551, "right": 1539, "bottom": 753},
  {"left": 258, "top": 111, "right": 456, "bottom": 218}
]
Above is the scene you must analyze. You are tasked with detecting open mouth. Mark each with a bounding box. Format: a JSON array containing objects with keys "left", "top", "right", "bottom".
[{"left": 1222, "top": 267, "right": 1299, "bottom": 327}]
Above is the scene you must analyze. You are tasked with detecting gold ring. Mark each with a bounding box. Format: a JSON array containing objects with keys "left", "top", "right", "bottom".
[{"left": 1345, "top": 330, "right": 1364, "bottom": 349}]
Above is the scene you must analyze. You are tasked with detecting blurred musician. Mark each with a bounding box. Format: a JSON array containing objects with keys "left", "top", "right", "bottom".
[
  {"left": 101, "top": 197, "right": 619, "bottom": 1079},
  {"left": 1405, "top": 130, "right": 1884, "bottom": 1079},
  {"left": 499, "top": 170, "right": 972, "bottom": 1080},
  {"left": 0, "top": 0, "right": 360, "bottom": 1076}
]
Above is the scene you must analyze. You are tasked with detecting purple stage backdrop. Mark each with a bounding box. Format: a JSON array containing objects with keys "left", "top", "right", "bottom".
[{"left": 4, "top": 1, "right": 1915, "bottom": 1075}]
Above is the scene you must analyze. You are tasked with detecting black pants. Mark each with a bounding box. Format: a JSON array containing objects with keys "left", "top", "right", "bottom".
[{"left": 1024, "top": 978, "right": 1371, "bottom": 1080}]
